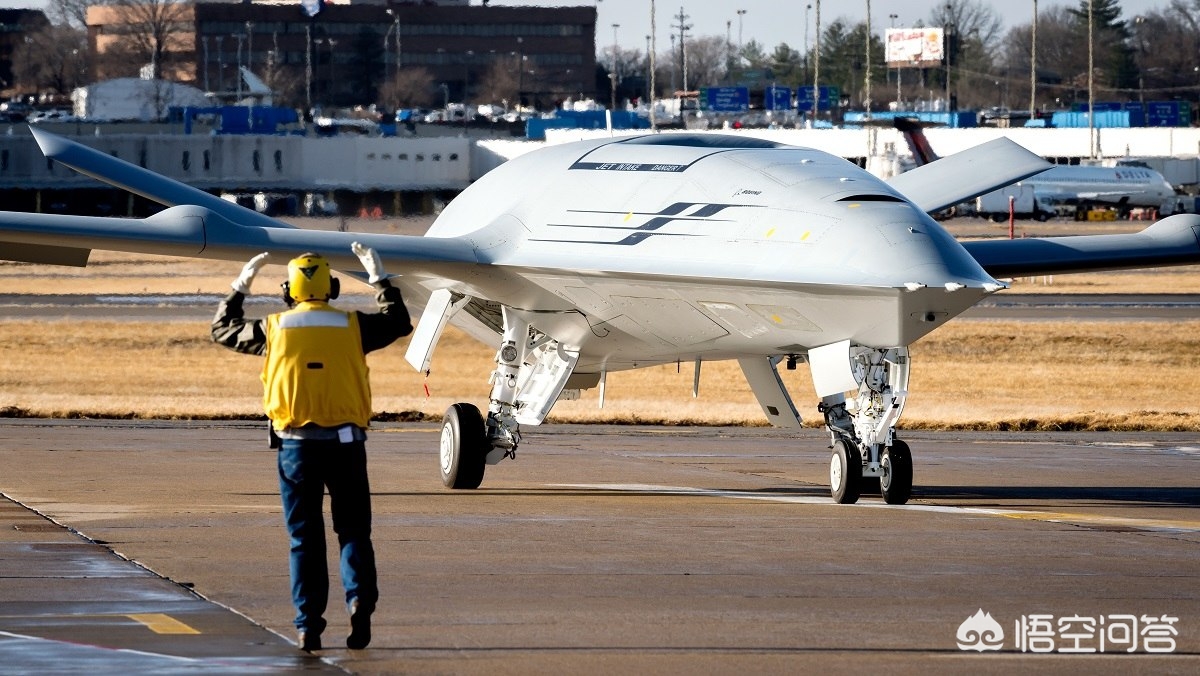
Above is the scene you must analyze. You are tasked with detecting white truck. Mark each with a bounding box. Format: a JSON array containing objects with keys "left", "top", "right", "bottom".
[{"left": 975, "top": 184, "right": 1054, "bottom": 221}]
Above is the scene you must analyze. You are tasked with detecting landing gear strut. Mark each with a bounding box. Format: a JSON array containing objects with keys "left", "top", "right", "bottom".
[
  {"left": 438, "top": 305, "right": 580, "bottom": 489},
  {"left": 819, "top": 346, "right": 914, "bottom": 504}
]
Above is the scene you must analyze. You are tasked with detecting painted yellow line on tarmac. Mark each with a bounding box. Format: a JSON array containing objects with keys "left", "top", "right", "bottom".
[
  {"left": 555, "top": 483, "right": 1200, "bottom": 533},
  {"left": 126, "top": 614, "right": 201, "bottom": 635},
  {"left": 991, "top": 510, "right": 1200, "bottom": 533}
]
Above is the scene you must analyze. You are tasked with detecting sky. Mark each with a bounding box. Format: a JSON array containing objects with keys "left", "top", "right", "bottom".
[
  {"left": 0, "top": 0, "right": 1173, "bottom": 52},
  {"left": 516, "top": 1, "right": 1170, "bottom": 54}
]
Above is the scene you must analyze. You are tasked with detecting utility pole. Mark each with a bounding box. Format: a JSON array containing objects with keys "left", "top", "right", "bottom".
[{"left": 672, "top": 6, "right": 691, "bottom": 92}]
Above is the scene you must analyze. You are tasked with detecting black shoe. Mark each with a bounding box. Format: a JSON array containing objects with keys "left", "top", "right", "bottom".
[
  {"left": 298, "top": 630, "right": 322, "bottom": 652},
  {"left": 347, "top": 598, "right": 372, "bottom": 649}
]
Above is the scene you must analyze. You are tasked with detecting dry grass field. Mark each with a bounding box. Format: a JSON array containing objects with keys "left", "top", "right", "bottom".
[{"left": 2, "top": 216, "right": 1199, "bottom": 430}]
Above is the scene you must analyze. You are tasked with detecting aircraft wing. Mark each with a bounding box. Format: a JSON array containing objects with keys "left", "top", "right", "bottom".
[
  {"left": 961, "top": 214, "right": 1200, "bottom": 277},
  {"left": 0, "top": 129, "right": 488, "bottom": 289},
  {"left": 0, "top": 205, "right": 481, "bottom": 275},
  {"left": 887, "top": 137, "right": 1052, "bottom": 214}
]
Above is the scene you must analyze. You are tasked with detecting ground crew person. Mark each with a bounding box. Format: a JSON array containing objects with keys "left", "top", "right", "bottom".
[{"left": 211, "top": 243, "right": 412, "bottom": 652}]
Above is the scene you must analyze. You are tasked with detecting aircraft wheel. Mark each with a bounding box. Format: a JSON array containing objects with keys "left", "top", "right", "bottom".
[
  {"left": 829, "top": 439, "right": 862, "bottom": 504},
  {"left": 440, "top": 403, "right": 487, "bottom": 489},
  {"left": 880, "top": 440, "right": 913, "bottom": 505}
]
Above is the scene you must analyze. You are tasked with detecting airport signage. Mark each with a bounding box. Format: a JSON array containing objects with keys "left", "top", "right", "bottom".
[
  {"left": 797, "top": 85, "right": 839, "bottom": 112},
  {"left": 701, "top": 87, "right": 750, "bottom": 113},
  {"left": 765, "top": 86, "right": 792, "bottom": 111}
]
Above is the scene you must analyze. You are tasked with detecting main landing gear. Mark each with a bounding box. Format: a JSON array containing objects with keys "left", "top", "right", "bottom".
[
  {"left": 438, "top": 306, "right": 579, "bottom": 490},
  {"left": 819, "top": 346, "right": 914, "bottom": 505}
]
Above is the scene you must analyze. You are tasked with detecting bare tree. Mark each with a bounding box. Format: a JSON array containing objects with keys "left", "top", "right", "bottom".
[
  {"left": 681, "top": 36, "right": 729, "bottom": 91},
  {"left": 475, "top": 53, "right": 521, "bottom": 109},
  {"left": 929, "top": 0, "right": 1003, "bottom": 109},
  {"left": 380, "top": 67, "right": 437, "bottom": 109},
  {"left": 12, "top": 23, "right": 88, "bottom": 96},
  {"left": 98, "top": 0, "right": 193, "bottom": 81},
  {"left": 47, "top": 0, "right": 90, "bottom": 28}
]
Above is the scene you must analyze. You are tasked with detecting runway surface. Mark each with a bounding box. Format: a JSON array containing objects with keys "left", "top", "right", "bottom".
[{"left": 0, "top": 420, "right": 1197, "bottom": 674}]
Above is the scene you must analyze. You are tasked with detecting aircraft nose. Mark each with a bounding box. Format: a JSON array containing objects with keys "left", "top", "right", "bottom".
[{"left": 837, "top": 212, "right": 999, "bottom": 290}]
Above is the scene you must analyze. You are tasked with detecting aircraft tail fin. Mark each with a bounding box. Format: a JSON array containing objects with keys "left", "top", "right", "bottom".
[
  {"left": 887, "top": 137, "right": 1050, "bottom": 215},
  {"left": 893, "top": 117, "right": 940, "bottom": 166}
]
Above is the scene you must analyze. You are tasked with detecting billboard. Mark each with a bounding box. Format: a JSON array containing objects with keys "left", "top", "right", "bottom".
[{"left": 885, "top": 27, "right": 944, "bottom": 68}]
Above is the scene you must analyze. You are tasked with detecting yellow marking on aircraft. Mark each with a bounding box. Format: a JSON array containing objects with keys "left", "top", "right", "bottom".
[
  {"left": 127, "top": 614, "right": 201, "bottom": 635},
  {"left": 800, "top": 231, "right": 811, "bottom": 241},
  {"left": 623, "top": 212, "right": 633, "bottom": 222},
  {"left": 847, "top": 203, "right": 861, "bottom": 209},
  {"left": 765, "top": 228, "right": 776, "bottom": 238}
]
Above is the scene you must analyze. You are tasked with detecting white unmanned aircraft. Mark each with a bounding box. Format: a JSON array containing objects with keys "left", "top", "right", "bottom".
[{"left": 2, "top": 129, "right": 1198, "bottom": 504}]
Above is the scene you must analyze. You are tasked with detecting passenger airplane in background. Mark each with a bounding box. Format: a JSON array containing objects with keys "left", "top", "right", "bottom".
[
  {"left": 895, "top": 117, "right": 1178, "bottom": 216},
  {"left": 1, "top": 128, "right": 1198, "bottom": 506}
]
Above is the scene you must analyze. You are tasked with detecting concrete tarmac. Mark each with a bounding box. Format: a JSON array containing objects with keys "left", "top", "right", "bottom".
[{"left": 0, "top": 420, "right": 1198, "bottom": 674}]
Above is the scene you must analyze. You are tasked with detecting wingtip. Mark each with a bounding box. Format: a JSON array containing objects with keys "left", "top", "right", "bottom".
[{"left": 28, "top": 125, "right": 70, "bottom": 158}]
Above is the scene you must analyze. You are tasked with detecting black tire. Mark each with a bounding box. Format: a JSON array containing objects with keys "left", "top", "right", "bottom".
[
  {"left": 880, "top": 440, "right": 913, "bottom": 505},
  {"left": 440, "top": 403, "right": 487, "bottom": 489},
  {"left": 829, "top": 439, "right": 862, "bottom": 504}
]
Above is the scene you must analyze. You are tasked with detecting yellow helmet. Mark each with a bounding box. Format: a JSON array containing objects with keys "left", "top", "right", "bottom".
[{"left": 284, "top": 253, "right": 339, "bottom": 303}]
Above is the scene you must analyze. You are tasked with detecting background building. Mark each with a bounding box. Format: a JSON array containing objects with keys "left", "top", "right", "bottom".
[{"left": 85, "top": 1, "right": 597, "bottom": 113}]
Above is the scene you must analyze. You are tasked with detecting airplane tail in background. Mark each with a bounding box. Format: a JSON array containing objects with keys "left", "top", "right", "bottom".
[{"left": 893, "top": 117, "right": 940, "bottom": 166}]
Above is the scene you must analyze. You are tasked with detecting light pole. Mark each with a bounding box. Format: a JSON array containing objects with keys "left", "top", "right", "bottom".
[
  {"left": 736, "top": 9, "right": 746, "bottom": 57},
  {"left": 463, "top": 50, "right": 473, "bottom": 133},
  {"left": 216, "top": 36, "right": 224, "bottom": 94},
  {"left": 327, "top": 39, "right": 337, "bottom": 106},
  {"left": 246, "top": 21, "right": 253, "bottom": 78},
  {"left": 516, "top": 37, "right": 524, "bottom": 114},
  {"left": 315, "top": 37, "right": 325, "bottom": 105},
  {"left": 610, "top": 23, "right": 620, "bottom": 110},
  {"left": 1030, "top": 0, "right": 1037, "bottom": 119},
  {"left": 304, "top": 27, "right": 311, "bottom": 113},
  {"left": 889, "top": 13, "right": 898, "bottom": 107},
  {"left": 813, "top": 0, "right": 820, "bottom": 123},
  {"left": 1087, "top": 0, "right": 1094, "bottom": 157},
  {"left": 201, "top": 36, "right": 209, "bottom": 92},
  {"left": 235, "top": 33, "right": 245, "bottom": 100},
  {"left": 649, "top": 0, "right": 656, "bottom": 130},
  {"left": 804, "top": 4, "right": 811, "bottom": 85},
  {"left": 385, "top": 9, "right": 396, "bottom": 97},
  {"left": 645, "top": 33, "right": 651, "bottom": 104},
  {"left": 865, "top": 0, "right": 872, "bottom": 117},
  {"left": 944, "top": 3, "right": 952, "bottom": 112}
]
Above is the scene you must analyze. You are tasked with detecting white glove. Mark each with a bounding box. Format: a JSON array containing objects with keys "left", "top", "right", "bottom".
[
  {"left": 351, "top": 241, "right": 389, "bottom": 284},
  {"left": 232, "top": 252, "right": 270, "bottom": 294}
]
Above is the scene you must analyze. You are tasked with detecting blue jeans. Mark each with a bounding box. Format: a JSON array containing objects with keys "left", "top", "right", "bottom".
[{"left": 278, "top": 436, "right": 378, "bottom": 634}]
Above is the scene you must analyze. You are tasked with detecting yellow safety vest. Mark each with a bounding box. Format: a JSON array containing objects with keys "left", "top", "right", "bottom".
[{"left": 262, "top": 302, "right": 372, "bottom": 431}]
